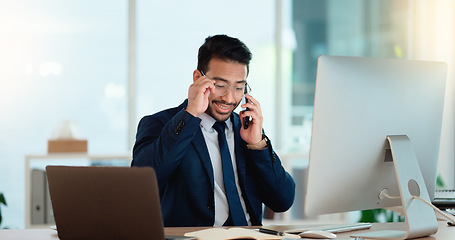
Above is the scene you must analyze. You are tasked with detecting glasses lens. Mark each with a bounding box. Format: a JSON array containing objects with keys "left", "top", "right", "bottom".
[
  {"left": 214, "top": 82, "right": 228, "bottom": 96},
  {"left": 214, "top": 82, "right": 246, "bottom": 97}
]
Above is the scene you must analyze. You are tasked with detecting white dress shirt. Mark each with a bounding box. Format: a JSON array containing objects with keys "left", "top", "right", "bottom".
[{"left": 198, "top": 113, "right": 251, "bottom": 226}]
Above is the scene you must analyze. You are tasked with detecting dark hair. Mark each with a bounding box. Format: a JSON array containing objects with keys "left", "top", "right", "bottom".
[{"left": 197, "top": 35, "right": 252, "bottom": 74}]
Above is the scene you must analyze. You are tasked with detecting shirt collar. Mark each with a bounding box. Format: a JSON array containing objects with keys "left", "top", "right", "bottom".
[{"left": 199, "top": 113, "right": 232, "bottom": 132}]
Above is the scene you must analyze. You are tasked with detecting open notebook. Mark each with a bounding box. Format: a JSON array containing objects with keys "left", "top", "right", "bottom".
[{"left": 184, "top": 228, "right": 300, "bottom": 240}]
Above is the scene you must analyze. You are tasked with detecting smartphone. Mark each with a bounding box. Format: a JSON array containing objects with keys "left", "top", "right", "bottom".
[{"left": 242, "top": 84, "right": 250, "bottom": 129}]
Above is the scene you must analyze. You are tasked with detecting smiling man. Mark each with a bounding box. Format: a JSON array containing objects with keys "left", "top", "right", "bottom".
[{"left": 132, "top": 35, "right": 295, "bottom": 227}]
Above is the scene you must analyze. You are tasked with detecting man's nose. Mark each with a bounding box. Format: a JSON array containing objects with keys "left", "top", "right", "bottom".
[{"left": 221, "top": 87, "right": 236, "bottom": 102}]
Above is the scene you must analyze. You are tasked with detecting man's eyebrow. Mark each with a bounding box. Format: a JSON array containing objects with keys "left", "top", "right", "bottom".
[{"left": 213, "top": 77, "right": 246, "bottom": 84}]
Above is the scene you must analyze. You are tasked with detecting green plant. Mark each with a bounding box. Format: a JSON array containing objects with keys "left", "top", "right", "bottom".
[
  {"left": 436, "top": 175, "right": 445, "bottom": 189},
  {"left": 359, "top": 208, "right": 404, "bottom": 223},
  {"left": 0, "top": 193, "right": 6, "bottom": 227}
]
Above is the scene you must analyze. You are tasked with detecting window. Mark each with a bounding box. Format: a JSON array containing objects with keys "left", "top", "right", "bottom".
[
  {"left": 136, "top": 0, "right": 277, "bottom": 139},
  {"left": 0, "top": 0, "right": 127, "bottom": 228},
  {"left": 285, "top": 0, "right": 410, "bottom": 154}
]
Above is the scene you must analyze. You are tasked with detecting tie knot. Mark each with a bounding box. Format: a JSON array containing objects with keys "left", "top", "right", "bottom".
[{"left": 213, "top": 121, "right": 226, "bottom": 134}]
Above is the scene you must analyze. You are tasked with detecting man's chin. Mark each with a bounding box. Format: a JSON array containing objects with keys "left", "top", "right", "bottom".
[
  {"left": 206, "top": 108, "right": 232, "bottom": 122},
  {"left": 213, "top": 112, "right": 232, "bottom": 122}
]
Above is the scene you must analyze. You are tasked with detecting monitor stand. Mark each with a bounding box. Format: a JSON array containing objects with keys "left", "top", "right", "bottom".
[{"left": 351, "top": 135, "right": 438, "bottom": 240}]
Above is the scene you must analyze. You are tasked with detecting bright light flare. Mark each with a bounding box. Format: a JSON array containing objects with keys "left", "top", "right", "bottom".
[
  {"left": 38, "top": 62, "right": 62, "bottom": 76},
  {"left": 104, "top": 83, "right": 126, "bottom": 99}
]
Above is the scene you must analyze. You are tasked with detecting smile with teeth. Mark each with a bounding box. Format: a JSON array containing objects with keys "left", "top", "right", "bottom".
[{"left": 214, "top": 102, "right": 233, "bottom": 113}]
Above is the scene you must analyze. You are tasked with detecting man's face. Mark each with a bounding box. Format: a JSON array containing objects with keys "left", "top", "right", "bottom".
[{"left": 204, "top": 58, "right": 248, "bottom": 122}]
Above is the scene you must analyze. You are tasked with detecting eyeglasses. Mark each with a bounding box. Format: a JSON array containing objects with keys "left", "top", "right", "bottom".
[{"left": 200, "top": 70, "right": 251, "bottom": 97}]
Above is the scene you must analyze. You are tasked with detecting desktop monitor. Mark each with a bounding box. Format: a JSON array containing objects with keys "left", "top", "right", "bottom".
[{"left": 304, "top": 55, "right": 447, "bottom": 239}]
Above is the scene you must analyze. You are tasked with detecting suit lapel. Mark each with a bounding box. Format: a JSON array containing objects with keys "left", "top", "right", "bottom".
[
  {"left": 178, "top": 99, "right": 215, "bottom": 190},
  {"left": 192, "top": 128, "right": 214, "bottom": 190}
]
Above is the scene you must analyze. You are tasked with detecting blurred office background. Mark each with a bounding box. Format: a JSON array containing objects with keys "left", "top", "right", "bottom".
[{"left": 0, "top": 0, "right": 454, "bottom": 228}]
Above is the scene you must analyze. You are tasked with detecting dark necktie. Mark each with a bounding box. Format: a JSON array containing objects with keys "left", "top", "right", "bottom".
[{"left": 212, "top": 121, "right": 247, "bottom": 226}]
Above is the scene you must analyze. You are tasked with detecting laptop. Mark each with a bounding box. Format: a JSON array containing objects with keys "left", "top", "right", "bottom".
[{"left": 46, "top": 166, "right": 194, "bottom": 240}]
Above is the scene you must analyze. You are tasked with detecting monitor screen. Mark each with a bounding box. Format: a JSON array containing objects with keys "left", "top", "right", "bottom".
[{"left": 304, "top": 55, "right": 447, "bottom": 217}]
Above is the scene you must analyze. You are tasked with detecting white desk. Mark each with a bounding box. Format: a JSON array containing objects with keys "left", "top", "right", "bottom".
[{"left": 1, "top": 221, "right": 454, "bottom": 239}]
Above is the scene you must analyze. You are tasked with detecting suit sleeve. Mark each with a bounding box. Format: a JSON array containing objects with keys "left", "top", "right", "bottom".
[
  {"left": 247, "top": 143, "right": 295, "bottom": 212},
  {"left": 132, "top": 109, "right": 201, "bottom": 188}
]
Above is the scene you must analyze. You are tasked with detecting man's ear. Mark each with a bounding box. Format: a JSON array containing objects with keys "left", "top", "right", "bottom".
[{"left": 193, "top": 69, "right": 202, "bottom": 82}]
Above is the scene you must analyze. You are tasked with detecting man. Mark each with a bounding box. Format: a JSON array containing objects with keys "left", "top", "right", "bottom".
[{"left": 132, "top": 35, "right": 295, "bottom": 227}]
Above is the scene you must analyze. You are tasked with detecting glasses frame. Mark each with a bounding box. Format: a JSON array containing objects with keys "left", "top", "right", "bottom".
[{"left": 200, "top": 70, "right": 252, "bottom": 97}]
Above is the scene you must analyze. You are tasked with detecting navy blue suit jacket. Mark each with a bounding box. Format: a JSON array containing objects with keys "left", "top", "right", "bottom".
[{"left": 132, "top": 100, "right": 295, "bottom": 227}]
